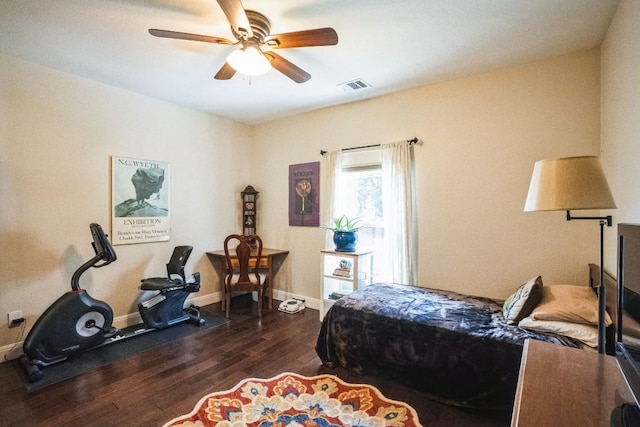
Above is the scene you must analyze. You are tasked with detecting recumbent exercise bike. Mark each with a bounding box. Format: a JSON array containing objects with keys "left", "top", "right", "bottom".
[{"left": 20, "top": 223, "right": 204, "bottom": 383}]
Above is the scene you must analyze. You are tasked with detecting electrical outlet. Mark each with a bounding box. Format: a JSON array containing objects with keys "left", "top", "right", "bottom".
[{"left": 8, "top": 310, "right": 23, "bottom": 328}]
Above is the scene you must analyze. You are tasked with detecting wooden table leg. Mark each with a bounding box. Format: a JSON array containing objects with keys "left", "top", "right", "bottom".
[
  {"left": 268, "top": 258, "right": 273, "bottom": 310},
  {"left": 220, "top": 259, "right": 226, "bottom": 311}
]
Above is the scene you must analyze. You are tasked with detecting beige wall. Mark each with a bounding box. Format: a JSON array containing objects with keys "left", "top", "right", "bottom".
[
  {"left": 601, "top": 0, "right": 640, "bottom": 273},
  {"left": 2, "top": 39, "right": 629, "bottom": 353},
  {"left": 0, "top": 54, "right": 251, "bottom": 348},
  {"left": 253, "top": 50, "right": 603, "bottom": 303}
]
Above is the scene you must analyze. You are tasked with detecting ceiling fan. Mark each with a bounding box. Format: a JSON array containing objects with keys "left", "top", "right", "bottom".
[{"left": 149, "top": 0, "right": 338, "bottom": 83}]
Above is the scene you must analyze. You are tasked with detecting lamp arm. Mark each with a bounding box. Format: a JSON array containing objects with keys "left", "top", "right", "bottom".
[{"left": 566, "top": 210, "right": 612, "bottom": 226}]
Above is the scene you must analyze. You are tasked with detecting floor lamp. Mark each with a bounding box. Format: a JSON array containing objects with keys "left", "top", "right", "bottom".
[{"left": 524, "top": 156, "right": 616, "bottom": 354}]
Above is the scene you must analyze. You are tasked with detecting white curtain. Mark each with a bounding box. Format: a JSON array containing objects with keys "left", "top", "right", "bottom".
[
  {"left": 381, "top": 141, "right": 418, "bottom": 285},
  {"left": 321, "top": 150, "right": 343, "bottom": 249}
]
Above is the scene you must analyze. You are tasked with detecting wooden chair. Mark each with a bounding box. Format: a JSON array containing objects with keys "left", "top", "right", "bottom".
[{"left": 223, "top": 234, "right": 268, "bottom": 318}]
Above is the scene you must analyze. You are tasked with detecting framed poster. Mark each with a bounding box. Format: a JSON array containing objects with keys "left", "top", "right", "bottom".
[
  {"left": 289, "top": 162, "right": 320, "bottom": 227},
  {"left": 111, "top": 156, "right": 170, "bottom": 245}
]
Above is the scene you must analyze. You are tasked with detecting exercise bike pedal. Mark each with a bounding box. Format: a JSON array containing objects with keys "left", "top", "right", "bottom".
[
  {"left": 103, "top": 327, "right": 119, "bottom": 339},
  {"left": 186, "top": 305, "right": 205, "bottom": 326}
]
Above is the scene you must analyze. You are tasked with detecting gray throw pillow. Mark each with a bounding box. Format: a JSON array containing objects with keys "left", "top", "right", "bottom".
[{"left": 503, "top": 276, "right": 543, "bottom": 325}]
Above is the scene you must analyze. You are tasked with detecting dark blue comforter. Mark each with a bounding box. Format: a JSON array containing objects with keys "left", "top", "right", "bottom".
[{"left": 316, "top": 282, "right": 582, "bottom": 410}]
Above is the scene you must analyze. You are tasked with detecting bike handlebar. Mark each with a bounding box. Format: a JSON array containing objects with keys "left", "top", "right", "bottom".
[
  {"left": 89, "top": 223, "right": 117, "bottom": 266},
  {"left": 71, "top": 224, "right": 117, "bottom": 291}
]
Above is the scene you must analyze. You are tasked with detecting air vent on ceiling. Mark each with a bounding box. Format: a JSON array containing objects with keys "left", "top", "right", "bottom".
[{"left": 338, "top": 79, "right": 371, "bottom": 92}]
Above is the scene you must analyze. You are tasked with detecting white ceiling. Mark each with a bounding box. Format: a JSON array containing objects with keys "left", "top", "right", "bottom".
[{"left": 0, "top": 0, "right": 619, "bottom": 125}]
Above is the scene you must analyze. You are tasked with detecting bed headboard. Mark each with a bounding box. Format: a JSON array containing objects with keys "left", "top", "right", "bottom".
[{"left": 589, "top": 263, "right": 617, "bottom": 354}]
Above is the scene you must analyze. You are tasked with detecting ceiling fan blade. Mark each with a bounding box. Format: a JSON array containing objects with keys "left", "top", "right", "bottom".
[
  {"left": 264, "top": 52, "right": 311, "bottom": 84},
  {"left": 266, "top": 28, "right": 338, "bottom": 49},
  {"left": 216, "top": 0, "right": 253, "bottom": 39},
  {"left": 149, "top": 29, "right": 234, "bottom": 45},
  {"left": 214, "top": 62, "right": 237, "bottom": 80}
]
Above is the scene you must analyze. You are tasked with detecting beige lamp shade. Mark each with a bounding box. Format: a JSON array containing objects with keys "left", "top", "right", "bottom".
[{"left": 524, "top": 156, "right": 616, "bottom": 212}]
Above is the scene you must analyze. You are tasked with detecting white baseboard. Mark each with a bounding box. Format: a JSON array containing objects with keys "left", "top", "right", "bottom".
[{"left": 1, "top": 341, "right": 24, "bottom": 364}]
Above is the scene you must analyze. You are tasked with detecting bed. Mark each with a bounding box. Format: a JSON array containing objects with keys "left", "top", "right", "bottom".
[{"left": 316, "top": 267, "right": 608, "bottom": 411}]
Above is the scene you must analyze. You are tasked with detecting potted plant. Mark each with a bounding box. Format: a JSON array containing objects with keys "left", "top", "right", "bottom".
[{"left": 324, "top": 215, "right": 364, "bottom": 252}]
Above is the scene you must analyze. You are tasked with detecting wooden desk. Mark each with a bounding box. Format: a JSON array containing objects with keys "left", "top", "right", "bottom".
[
  {"left": 511, "top": 339, "right": 634, "bottom": 426},
  {"left": 206, "top": 248, "right": 289, "bottom": 311}
]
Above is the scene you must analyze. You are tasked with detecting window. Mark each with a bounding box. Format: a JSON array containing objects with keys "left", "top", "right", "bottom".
[
  {"left": 336, "top": 150, "right": 387, "bottom": 280},
  {"left": 324, "top": 141, "right": 417, "bottom": 284},
  {"left": 339, "top": 165, "right": 383, "bottom": 251}
]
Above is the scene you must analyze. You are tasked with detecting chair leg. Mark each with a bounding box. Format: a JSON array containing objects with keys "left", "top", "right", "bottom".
[
  {"left": 221, "top": 286, "right": 226, "bottom": 311},
  {"left": 266, "top": 276, "right": 272, "bottom": 310},
  {"left": 257, "top": 287, "right": 263, "bottom": 317},
  {"left": 225, "top": 288, "right": 231, "bottom": 319}
]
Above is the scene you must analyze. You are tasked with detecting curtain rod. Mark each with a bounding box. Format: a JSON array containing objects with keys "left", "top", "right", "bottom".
[{"left": 320, "top": 137, "right": 422, "bottom": 156}]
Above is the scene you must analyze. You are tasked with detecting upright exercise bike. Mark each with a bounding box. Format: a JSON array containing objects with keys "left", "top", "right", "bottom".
[{"left": 19, "top": 223, "right": 204, "bottom": 382}]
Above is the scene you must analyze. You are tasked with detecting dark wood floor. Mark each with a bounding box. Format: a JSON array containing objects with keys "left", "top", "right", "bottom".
[{"left": 0, "top": 297, "right": 510, "bottom": 426}]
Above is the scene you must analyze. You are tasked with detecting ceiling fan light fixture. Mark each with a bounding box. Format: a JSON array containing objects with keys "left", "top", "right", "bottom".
[
  {"left": 150, "top": 3, "right": 338, "bottom": 83},
  {"left": 227, "top": 46, "right": 271, "bottom": 76}
]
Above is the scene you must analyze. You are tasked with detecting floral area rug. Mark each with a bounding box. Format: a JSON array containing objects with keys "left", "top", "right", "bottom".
[{"left": 163, "top": 372, "right": 422, "bottom": 427}]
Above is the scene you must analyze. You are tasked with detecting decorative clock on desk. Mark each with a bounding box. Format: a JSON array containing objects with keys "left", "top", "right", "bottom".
[{"left": 241, "top": 185, "right": 258, "bottom": 235}]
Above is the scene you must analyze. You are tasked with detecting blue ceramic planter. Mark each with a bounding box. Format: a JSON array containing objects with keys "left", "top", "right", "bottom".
[{"left": 333, "top": 231, "right": 358, "bottom": 252}]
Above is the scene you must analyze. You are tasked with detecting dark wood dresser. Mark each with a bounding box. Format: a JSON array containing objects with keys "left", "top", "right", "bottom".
[{"left": 511, "top": 339, "right": 635, "bottom": 426}]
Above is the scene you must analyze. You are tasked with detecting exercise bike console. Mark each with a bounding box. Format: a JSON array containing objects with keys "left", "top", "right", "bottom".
[
  {"left": 20, "top": 223, "right": 204, "bottom": 383},
  {"left": 71, "top": 223, "right": 117, "bottom": 291}
]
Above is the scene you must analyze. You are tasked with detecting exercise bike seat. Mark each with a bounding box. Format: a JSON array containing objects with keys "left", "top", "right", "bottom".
[
  {"left": 140, "top": 277, "right": 182, "bottom": 291},
  {"left": 140, "top": 246, "right": 199, "bottom": 292}
]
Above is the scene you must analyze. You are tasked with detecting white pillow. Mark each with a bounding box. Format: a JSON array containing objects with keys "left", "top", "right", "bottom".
[{"left": 519, "top": 316, "right": 598, "bottom": 347}]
